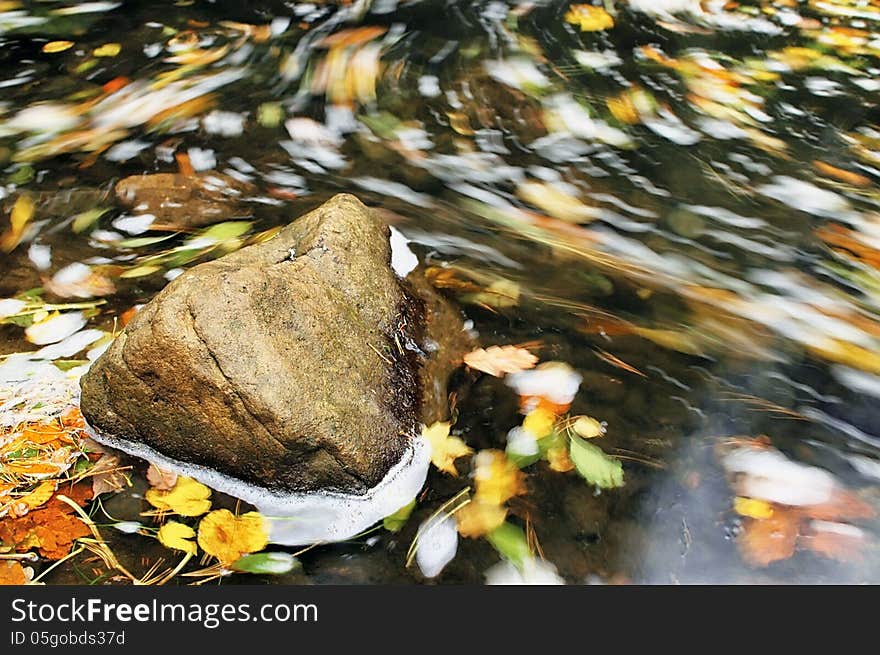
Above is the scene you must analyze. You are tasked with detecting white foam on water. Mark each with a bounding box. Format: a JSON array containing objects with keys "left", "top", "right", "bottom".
[{"left": 85, "top": 420, "right": 431, "bottom": 546}]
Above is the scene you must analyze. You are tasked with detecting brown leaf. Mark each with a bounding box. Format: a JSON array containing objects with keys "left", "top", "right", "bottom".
[
  {"left": 0, "top": 483, "right": 92, "bottom": 560},
  {"left": 464, "top": 345, "right": 538, "bottom": 377},
  {"left": 90, "top": 454, "right": 128, "bottom": 496},
  {"left": 146, "top": 463, "right": 178, "bottom": 491}
]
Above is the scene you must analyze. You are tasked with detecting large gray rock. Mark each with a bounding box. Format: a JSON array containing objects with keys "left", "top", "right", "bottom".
[{"left": 80, "top": 194, "right": 469, "bottom": 502}]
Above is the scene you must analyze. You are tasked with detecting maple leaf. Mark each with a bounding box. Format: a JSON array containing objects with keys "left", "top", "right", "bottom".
[
  {"left": 423, "top": 422, "right": 473, "bottom": 476},
  {"left": 197, "top": 510, "right": 268, "bottom": 565},
  {"left": 158, "top": 521, "right": 197, "bottom": 556},
  {"left": 145, "top": 476, "right": 211, "bottom": 517},
  {"left": 463, "top": 345, "right": 538, "bottom": 378}
]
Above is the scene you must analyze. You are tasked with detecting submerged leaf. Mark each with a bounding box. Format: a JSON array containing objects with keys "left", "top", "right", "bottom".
[
  {"left": 383, "top": 498, "right": 417, "bottom": 533},
  {"left": 455, "top": 499, "right": 508, "bottom": 538},
  {"left": 486, "top": 522, "right": 531, "bottom": 568}
]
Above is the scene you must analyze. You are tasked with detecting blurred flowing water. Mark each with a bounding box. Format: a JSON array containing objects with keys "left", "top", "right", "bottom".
[{"left": 2, "top": 0, "right": 880, "bottom": 583}]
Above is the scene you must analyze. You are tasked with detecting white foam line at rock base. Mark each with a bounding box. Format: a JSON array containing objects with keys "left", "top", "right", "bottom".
[{"left": 83, "top": 419, "right": 431, "bottom": 546}]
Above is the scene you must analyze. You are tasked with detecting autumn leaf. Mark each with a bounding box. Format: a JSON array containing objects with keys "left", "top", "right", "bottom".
[
  {"left": 42, "top": 41, "right": 74, "bottom": 53},
  {"left": 197, "top": 510, "right": 268, "bottom": 565},
  {"left": 456, "top": 499, "right": 508, "bottom": 538},
  {"left": 93, "top": 43, "right": 121, "bottom": 57},
  {"left": 733, "top": 497, "right": 774, "bottom": 520},
  {"left": 158, "top": 521, "right": 197, "bottom": 555},
  {"left": 564, "top": 4, "right": 614, "bottom": 32},
  {"left": 89, "top": 454, "right": 129, "bottom": 496},
  {"left": 738, "top": 512, "right": 799, "bottom": 568},
  {"left": 800, "top": 521, "right": 866, "bottom": 562},
  {"left": 572, "top": 416, "right": 604, "bottom": 439},
  {"left": 522, "top": 407, "right": 556, "bottom": 440},
  {"left": 473, "top": 450, "right": 527, "bottom": 506},
  {"left": 1, "top": 194, "right": 35, "bottom": 253},
  {"left": 463, "top": 279, "right": 521, "bottom": 309},
  {"left": 569, "top": 436, "right": 624, "bottom": 488},
  {"left": 0, "top": 561, "right": 29, "bottom": 585},
  {"left": 0, "top": 483, "right": 92, "bottom": 560},
  {"left": 546, "top": 443, "right": 574, "bottom": 472},
  {"left": 14, "top": 480, "right": 57, "bottom": 515},
  {"left": 145, "top": 476, "right": 211, "bottom": 516},
  {"left": 423, "top": 422, "right": 473, "bottom": 476},
  {"left": 463, "top": 345, "right": 538, "bottom": 377},
  {"left": 146, "top": 463, "right": 178, "bottom": 491},
  {"left": 383, "top": 498, "right": 417, "bottom": 533}
]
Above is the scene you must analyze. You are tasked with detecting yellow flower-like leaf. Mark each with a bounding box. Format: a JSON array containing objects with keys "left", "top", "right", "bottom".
[
  {"left": 734, "top": 497, "right": 774, "bottom": 520},
  {"left": 423, "top": 422, "right": 473, "bottom": 476},
  {"left": 564, "top": 4, "right": 614, "bottom": 32},
  {"left": 474, "top": 450, "right": 526, "bottom": 506},
  {"left": 158, "top": 521, "right": 197, "bottom": 555},
  {"left": 145, "top": 476, "right": 211, "bottom": 517},
  {"left": 522, "top": 407, "right": 556, "bottom": 439},
  {"left": 456, "top": 499, "right": 508, "bottom": 538},
  {"left": 547, "top": 444, "right": 574, "bottom": 472},
  {"left": 197, "top": 509, "right": 268, "bottom": 565}
]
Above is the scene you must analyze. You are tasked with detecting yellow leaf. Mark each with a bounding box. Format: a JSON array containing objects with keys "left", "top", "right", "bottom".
[
  {"left": 522, "top": 407, "right": 556, "bottom": 439},
  {"left": 473, "top": 450, "right": 526, "bottom": 506},
  {"left": 734, "top": 497, "right": 775, "bottom": 520},
  {"left": 197, "top": 509, "right": 268, "bottom": 565},
  {"left": 1, "top": 194, "right": 35, "bottom": 253},
  {"left": 19, "top": 480, "right": 56, "bottom": 511},
  {"left": 158, "top": 521, "right": 197, "bottom": 555},
  {"left": 564, "top": 4, "right": 614, "bottom": 32},
  {"left": 42, "top": 41, "right": 75, "bottom": 53},
  {"left": 516, "top": 180, "right": 600, "bottom": 223},
  {"left": 572, "top": 416, "right": 604, "bottom": 439},
  {"left": 93, "top": 43, "right": 121, "bottom": 57},
  {"left": 145, "top": 476, "right": 211, "bottom": 517},
  {"left": 423, "top": 422, "right": 473, "bottom": 476},
  {"left": 464, "top": 279, "right": 521, "bottom": 308},
  {"left": 456, "top": 499, "right": 508, "bottom": 538},
  {"left": 547, "top": 444, "right": 574, "bottom": 472},
  {"left": 463, "top": 345, "right": 538, "bottom": 377}
]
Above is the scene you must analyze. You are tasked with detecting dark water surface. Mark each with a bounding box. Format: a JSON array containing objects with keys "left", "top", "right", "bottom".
[{"left": 2, "top": 0, "right": 880, "bottom": 583}]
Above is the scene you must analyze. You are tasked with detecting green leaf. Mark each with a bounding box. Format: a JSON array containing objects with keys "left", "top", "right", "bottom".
[
  {"left": 569, "top": 436, "right": 624, "bottom": 489},
  {"left": 257, "top": 102, "right": 284, "bottom": 128},
  {"left": 383, "top": 498, "right": 416, "bottom": 533},
  {"left": 199, "top": 221, "right": 253, "bottom": 242},
  {"left": 119, "top": 265, "right": 162, "bottom": 279},
  {"left": 486, "top": 522, "right": 530, "bottom": 568},
  {"left": 72, "top": 207, "right": 109, "bottom": 234},
  {"left": 231, "top": 552, "right": 300, "bottom": 575},
  {"left": 116, "top": 234, "right": 177, "bottom": 248}
]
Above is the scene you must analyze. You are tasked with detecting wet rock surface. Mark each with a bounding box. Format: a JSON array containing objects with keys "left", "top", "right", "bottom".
[
  {"left": 80, "top": 193, "right": 470, "bottom": 495},
  {"left": 114, "top": 172, "right": 254, "bottom": 228}
]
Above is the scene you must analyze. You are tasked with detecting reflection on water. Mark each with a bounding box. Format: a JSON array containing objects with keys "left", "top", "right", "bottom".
[{"left": 2, "top": 0, "right": 880, "bottom": 583}]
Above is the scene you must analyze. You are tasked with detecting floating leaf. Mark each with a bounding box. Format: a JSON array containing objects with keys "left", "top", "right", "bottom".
[
  {"left": 93, "top": 43, "right": 121, "bottom": 57},
  {"left": 71, "top": 207, "right": 109, "bottom": 234},
  {"left": 572, "top": 416, "right": 604, "bottom": 439},
  {"left": 738, "top": 512, "right": 799, "bottom": 568},
  {"left": 522, "top": 407, "right": 556, "bottom": 439},
  {"left": 569, "top": 436, "right": 624, "bottom": 488},
  {"left": 42, "top": 41, "right": 75, "bottom": 53},
  {"left": 146, "top": 463, "right": 178, "bottom": 491},
  {"left": 564, "top": 4, "right": 614, "bottom": 32},
  {"left": 486, "top": 522, "right": 531, "bottom": 568},
  {"left": 0, "top": 561, "right": 29, "bottom": 585},
  {"left": 197, "top": 509, "right": 268, "bottom": 565},
  {"left": 734, "top": 497, "right": 774, "bottom": 520},
  {"left": 383, "top": 498, "right": 416, "bottom": 533},
  {"left": 473, "top": 450, "right": 526, "bottom": 506},
  {"left": 1, "top": 194, "right": 35, "bottom": 253},
  {"left": 232, "top": 552, "right": 300, "bottom": 575},
  {"left": 145, "top": 476, "right": 211, "bottom": 517},
  {"left": 158, "top": 521, "right": 197, "bottom": 555},
  {"left": 455, "top": 499, "right": 508, "bottom": 538},
  {"left": 423, "top": 422, "right": 473, "bottom": 476},
  {"left": 463, "top": 345, "right": 538, "bottom": 377}
]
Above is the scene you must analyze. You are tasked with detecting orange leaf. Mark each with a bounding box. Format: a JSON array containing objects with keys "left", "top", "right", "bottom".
[
  {"left": 463, "top": 345, "right": 538, "bottom": 377},
  {"left": 737, "top": 511, "right": 799, "bottom": 567},
  {"left": 0, "top": 561, "right": 28, "bottom": 586},
  {"left": 175, "top": 152, "right": 195, "bottom": 177}
]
